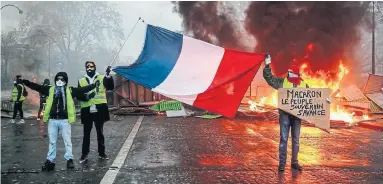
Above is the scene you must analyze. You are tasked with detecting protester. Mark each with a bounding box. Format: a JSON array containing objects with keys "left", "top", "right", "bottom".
[
  {"left": 77, "top": 61, "right": 114, "bottom": 163},
  {"left": 263, "top": 55, "right": 309, "bottom": 171},
  {"left": 22, "top": 72, "right": 99, "bottom": 171},
  {"left": 10, "top": 75, "right": 28, "bottom": 124},
  {"left": 37, "top": 79, "right": 50, "bottom": 120}
]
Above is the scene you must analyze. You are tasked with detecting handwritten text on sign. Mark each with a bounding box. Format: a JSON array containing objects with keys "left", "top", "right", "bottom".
[{"left": 278, "top": 88, "right": 330, "bottom": 131}]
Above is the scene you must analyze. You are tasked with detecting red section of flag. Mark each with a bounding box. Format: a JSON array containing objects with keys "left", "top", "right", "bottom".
[{"left": 193, "top": 50, "right": 265, "bottom": 118}]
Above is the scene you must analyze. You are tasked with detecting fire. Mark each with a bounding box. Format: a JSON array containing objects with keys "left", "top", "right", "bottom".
[
  {"left": 247, "top": 98, "right": 266, "bottom": 112},
  {"left": 300, "top": 60, "right": 349, "bottom": 94},
  {"left": 307, "top": 43, "right": 314, "bottom": 52},
  {"left": 248, "top": 57, "right": 367, "bottom": 123}
]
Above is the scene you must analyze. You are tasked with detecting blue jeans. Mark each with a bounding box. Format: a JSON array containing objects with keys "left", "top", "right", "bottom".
[
  {"left": 279, "top": 113, "right": 301, "bottom": 165},
  {"left": 47, "top": 119, "right": 73, "bottom": 162}
]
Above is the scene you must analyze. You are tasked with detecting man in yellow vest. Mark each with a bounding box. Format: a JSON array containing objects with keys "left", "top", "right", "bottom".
[
  {"left": 10, "top": 75, "right": 27, "bottom": 124},
  {"left": 263, "top": 54, "right": 308, "bottom": 172},
  {"left": 22, "top": 72, "right": 99, "bottom": 171},
  {"left": 77, "top": 61, "right": 114, "bottom": 163}
]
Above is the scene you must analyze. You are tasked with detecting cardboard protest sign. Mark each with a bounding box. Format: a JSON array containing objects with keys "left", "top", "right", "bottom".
[{"left": 278, "top": 88, "right": 330, "bottom": 132}]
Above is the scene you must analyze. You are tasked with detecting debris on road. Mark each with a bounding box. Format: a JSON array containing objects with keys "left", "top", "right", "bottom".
[
  {"left": 149, "top": 100, "right": 194, "bottom": 117},
  {"left": 240, "top": 73, "right": 383, "bottom": 131},
  {"left": 151, "top": 100, "right": 182, "bottom": 111},
  {"left": 195, "top": 114, "right": 222, "bottom": 119},
  {"left": 114, "top": 107, "right": 158, "bottom": 116}
]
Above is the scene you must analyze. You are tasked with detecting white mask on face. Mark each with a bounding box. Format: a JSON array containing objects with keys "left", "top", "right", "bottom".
[
  {"left": 288, "top": 72, "right": 299, "bottom": 78},
  {"left": 56, "top": 80, "right": 66, "bottom": 86}
]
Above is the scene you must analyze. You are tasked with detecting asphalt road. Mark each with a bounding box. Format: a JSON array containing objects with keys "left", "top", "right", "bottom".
[{"left": 1, "top": 115, "right": 382, "bottom": 184}]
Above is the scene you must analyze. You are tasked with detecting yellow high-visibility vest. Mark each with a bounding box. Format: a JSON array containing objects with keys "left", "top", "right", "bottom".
[
  {"left": 282, "top": 78, "right": 308, "bottom": 88},
  {"left": 43, "top": 86, "right": 76, "bottom": 123},
  {"left": 78, "top": 75, "right": 107, "bottom": 108},
  {"left": 12, "top": 84, "right": 25, "bottom": 101}
]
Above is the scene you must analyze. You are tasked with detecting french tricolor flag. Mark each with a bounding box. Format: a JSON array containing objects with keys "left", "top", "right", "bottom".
[{"left": 114, "top": 24, "right": 265, "bottom": 118}]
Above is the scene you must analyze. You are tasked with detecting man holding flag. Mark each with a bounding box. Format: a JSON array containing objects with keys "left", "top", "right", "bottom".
[{"left": 77, "top": 61, "right": 114, "bottom": 163}]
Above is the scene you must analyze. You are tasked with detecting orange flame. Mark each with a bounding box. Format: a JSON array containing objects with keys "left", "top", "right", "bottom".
[{"left": 249, "top": 58, "right": 368, "bottom": 123}]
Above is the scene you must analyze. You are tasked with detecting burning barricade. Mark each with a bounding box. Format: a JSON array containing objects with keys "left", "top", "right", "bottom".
[{"left": 243, "top": 61, "right": 380, "bottom": 127}]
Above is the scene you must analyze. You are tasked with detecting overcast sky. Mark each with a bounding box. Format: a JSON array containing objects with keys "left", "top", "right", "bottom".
[
  {"left": 115, "top": 1, "right": 183, "bottom": 63},
  {"left": 1, "top": 1, "right": 183, "bottom": 65}
]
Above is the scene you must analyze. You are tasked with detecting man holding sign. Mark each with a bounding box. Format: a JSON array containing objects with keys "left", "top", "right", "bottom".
[{"left": 263, "top": 54, "right": 308, "bottom": 171}]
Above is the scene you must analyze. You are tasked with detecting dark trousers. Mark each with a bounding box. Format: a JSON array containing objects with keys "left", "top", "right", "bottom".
[
  {"left": 38, "top": 99, "right": 46, "bottom": 119},
  {"left": 279, "top": 113, "right": 301, "bottom": 165},
  {"left": 12, "top": 101, "right": 24, "bottom": 119},
  {"left": 81, "top": 113, "right": 105, "bottom": 156}
]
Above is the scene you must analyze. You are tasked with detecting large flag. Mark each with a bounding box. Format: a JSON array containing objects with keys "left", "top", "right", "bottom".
[{"left": 113, "top": 24, "right": 265, "bottom": 118}]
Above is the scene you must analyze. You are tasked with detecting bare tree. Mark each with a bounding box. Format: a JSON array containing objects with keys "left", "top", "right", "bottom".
[
  {"left": 1, "top": 30, "right": 19, "bottom": 86},
  {"left": 21, "top": 1, "right": 124, "bottom": 78}
]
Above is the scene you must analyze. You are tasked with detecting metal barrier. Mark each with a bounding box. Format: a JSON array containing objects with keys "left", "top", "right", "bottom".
[
  {"left": 1, "top": 100, "right": 14, "bottom": 112},
  {"left": 113, "top": 75, "right": 169, "bottom": 106}
]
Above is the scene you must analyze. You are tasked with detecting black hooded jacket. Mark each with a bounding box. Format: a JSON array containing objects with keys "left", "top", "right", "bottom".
[{"left": 23, "top": 72, "right": 97, "bottom": 120}]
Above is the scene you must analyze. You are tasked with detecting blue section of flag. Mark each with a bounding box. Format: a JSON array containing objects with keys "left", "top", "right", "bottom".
[{"left": 113, "top": 24, "right": 183, "bottom": 89}]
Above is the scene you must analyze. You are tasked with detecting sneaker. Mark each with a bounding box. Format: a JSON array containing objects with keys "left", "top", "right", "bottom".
[
  {"left": 9, "top": 119, "right": 15, "bottom": 124},
  {"left": 18, "top": 119, "right": 25, "bottom": 124},
  {"left": 291, "top": 163, "right": 303, "bottom": 171},
  {"left": 99, "top": 154, "right": 109, "bottom": 160},
  {"left": 42, "top": 159, "right": 55, "bottom": 171},
  {"left": 278, "top": 164, "right": 285, "bottom": 171},
  {"left": 37, "top": 118, "right": 40, "bottom": 120},
  {"left": 67, "top": 159, "right": 74, "bottom": 168},
  {"left": 79, "top": 155, "right": 88, "bottom": 163}
]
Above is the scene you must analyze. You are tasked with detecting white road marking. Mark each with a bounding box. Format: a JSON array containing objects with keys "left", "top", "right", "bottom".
[{"left": 100, "top": 116, "right": 144, "bottom": 184}]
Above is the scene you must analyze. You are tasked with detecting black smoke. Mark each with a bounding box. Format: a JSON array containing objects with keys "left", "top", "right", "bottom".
[
  {"left": 173, "top": 1, "right": 371, "bottom": 76},
  {"left": 173, "top": 1, "right": 244, "bottom": 50}
]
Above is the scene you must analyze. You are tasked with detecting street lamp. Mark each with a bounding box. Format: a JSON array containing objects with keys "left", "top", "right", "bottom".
[{"left": 1, "top": 4, "right": 23, "bottom": 14}]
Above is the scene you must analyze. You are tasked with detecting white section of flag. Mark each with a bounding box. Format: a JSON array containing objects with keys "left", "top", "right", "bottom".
[{"left": 153, "top": 36, "right": 225, "bottom": 96}]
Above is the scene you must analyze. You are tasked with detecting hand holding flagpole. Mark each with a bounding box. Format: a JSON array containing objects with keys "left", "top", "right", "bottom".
[{"left": 108, "top": 17, "right": 145, "bottom": 68}]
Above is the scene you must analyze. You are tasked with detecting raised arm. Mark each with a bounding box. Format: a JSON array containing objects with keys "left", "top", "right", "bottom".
[
  {"left": 103, "top": 66, "right": 114, "bottom": 90},
  {"left": 103, "top": 75, "right": 114, "bottom": 90},
  {"left": 70, "top": 81, "right": 98, "bottom": 98},
  {"left": 22, "top": 79, "right": 50, "bottom": 96},
  {"left": 262, "top": 55, "right": 284, "bottom": 90}
]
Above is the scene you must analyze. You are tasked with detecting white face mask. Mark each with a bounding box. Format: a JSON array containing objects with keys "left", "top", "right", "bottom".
[
  {"left": 288, "top": 72, "right": 299, "bottom": 78},
  {"left": 56, "top": 80, "right": 66, "bottom": 86}
]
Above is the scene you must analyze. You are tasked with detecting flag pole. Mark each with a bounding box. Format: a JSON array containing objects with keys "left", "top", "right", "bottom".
[{"left": 109, "top": 17, "right": 145, "bottom": 67}]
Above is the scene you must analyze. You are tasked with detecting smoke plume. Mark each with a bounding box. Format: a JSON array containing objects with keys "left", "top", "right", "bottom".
[
  {"left": 174, "top": 2, "right": 371, "bottom": 76},
  {"left": 173, "top": 1, "right": 244, "bottom": 50}
]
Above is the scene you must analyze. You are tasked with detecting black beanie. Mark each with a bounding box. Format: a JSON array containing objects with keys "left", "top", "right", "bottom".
[
  {"left": 54, "top": 72, "right": 68, "bottom": 84},
  {"left": 43, "top": 79, "right": 50, "bottom": 85}
]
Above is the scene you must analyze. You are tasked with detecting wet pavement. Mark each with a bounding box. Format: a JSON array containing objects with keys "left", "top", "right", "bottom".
[{"left": 1, "top": 116, "right": 383, "bottom": 184}]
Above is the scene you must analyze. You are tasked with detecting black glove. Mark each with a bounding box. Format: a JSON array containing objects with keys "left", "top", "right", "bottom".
[
  {"left": 22, "top": 79, "right": 31, "bottom": 86},
  {"left": 106, "top": 66, "right": 111, "bottom": 76},
  {"left": 89, "top": 92, "right": 96, "bottom": 98},
  {"left": 85, "top": 92, "right": 96, "bottom": 101},
  {"left": 94, "top": 80, "right": 100, "bottom": 88}
]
